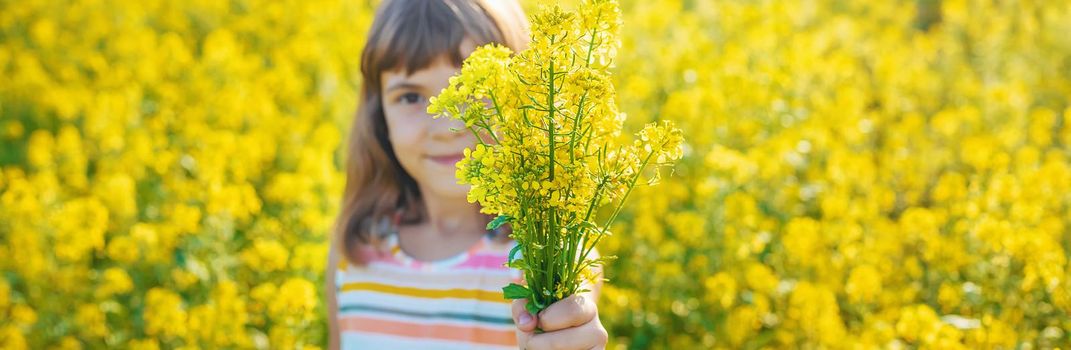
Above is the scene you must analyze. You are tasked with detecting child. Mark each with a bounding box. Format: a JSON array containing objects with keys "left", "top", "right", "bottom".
[{"left": 326, "top": 0, "right": 608, "bottom": 349}]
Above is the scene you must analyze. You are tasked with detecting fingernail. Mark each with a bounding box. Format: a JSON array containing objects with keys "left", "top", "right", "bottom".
[{"left": 518, "top": 312, "right": 533, "bottom": 325}]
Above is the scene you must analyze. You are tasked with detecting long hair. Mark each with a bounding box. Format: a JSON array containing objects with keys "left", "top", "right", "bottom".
[{"left": 337, "top": 0, "right": 529, "bottom": 265}]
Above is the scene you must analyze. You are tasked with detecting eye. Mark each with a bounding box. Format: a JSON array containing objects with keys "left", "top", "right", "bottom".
[{"left": 397, "top": 92, "right": 424, "bottom": 105}]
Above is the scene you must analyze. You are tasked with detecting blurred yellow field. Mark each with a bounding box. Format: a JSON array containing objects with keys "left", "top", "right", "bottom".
[{"left": 1, "top": 0, "right": 1070, "bottom": 349}]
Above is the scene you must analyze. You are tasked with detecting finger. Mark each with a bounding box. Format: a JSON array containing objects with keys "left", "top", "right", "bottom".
[
  {"left": 512, "top": 299, "right": 538, "bottom": 332},
  {"left": 512, "top": 299, "right": 537, "bottom": 348},
  {"left": 525, "top": 315, "right": 608, "bottom": 350},
  {"left": 537, "top": 294, "right": 596, "bottom": 332}
]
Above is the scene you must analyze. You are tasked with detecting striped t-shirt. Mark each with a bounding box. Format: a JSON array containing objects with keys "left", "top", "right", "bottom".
[{"left": 335, "top": 231, "right": 522, "bottom": 350}]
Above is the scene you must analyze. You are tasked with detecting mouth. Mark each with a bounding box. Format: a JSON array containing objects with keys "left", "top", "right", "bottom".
[{"left": 426, "top": 154, "right": 465, "bottom": 166}]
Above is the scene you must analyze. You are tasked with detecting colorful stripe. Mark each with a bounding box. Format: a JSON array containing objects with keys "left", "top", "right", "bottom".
[
  {"left": 340, "top": 281, "right": 509, "bottom": 304},
  {"left": 344, "top": 263, "right": 517, "bottom": 286},
  {"left": 339, "top": 303, "right": 514, "bottom": 325},
  {"left": 338, "top": 289, "right": 512, "bottom": 325},
  {"left": 337, "top": 234, "right": 522, "bottom": 349},
  {"left": 364, "top": 259, "right": 520, "bottom": 279},
  {"left": 340, "top": 332, "right": 514, "bottom": 350},
  {"left": 455, "top": 253, "right": 515, "bottom": 269},
  {"left": 339, "top": 315, "right": 517, "bottom": 347}
]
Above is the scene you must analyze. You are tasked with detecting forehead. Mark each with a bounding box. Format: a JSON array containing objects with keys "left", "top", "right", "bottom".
[
  {"left": 380, "top": 39, "right": 477, "bottom": 88},
  {"left": 381, "top": 56, "right": 456, "bottom": 87}
]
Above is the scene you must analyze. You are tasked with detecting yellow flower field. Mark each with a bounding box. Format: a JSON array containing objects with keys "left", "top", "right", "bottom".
[
  {"left": 600, "top": 0, "right": 1071, "bottom": 348},
  {"left": 1, "top": 0, "right": 1069, "bottom": 349}
]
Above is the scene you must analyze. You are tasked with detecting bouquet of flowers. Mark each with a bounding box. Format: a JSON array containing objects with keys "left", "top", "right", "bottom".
[{"left": 428, "top": 0, "right": 683, "bottom": 315}]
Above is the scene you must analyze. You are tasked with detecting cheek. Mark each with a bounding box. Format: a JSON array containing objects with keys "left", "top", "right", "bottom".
[{"left": 384, "top": 109, "right": 425, "bottom": 166}]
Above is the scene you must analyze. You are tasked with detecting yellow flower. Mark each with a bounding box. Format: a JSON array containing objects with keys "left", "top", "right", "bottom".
[
  {"left": 787, "top": 282, "right": 845, "bottom": 345},
  {"left": 290, "top": 243, "right": 328, "bottom": 272},
  {"left": 106, "top": 236, "right": 139, "bottom": 264},
  {"left": 0, "top": 279, "right": 8, "bottom": 309},
  {"left": 56, "top": 336, "right": 82, "bottom": 350},
  {"left": 845, "top": 264, "right": 881, "bottom": 304},
  {"left": 144, "top": 288, "right": 186, "bottom": 339},
  {"left": 269, "top": 278, "right": 317, "bottom": 325},
  {"left": 206, "top": 182, "right": 263, "bottom": 224},
  {"left": 10, "top": 304, "right": 37, "bottom": 327},
  {"left": 0, "top": 325, "right": 28, "bottom": 350},
  {"left": 967, "top": 315, "right": 1017, "bottom": 348},
  {"left": 937, "top": 283, "right": 962, "bottom": 313},
  {"left": 636, "top": 120, "right": 685, "bottom": 164},
  {"left": 430, "top": 0, "right": 684, "bottom": 312},
  {"left": 1, "top": 0, "right": 356, "bottom": 346},
  {"left": 96, "top": 267, "right": 134, "bottom": 298},
  {"left": 52, "top": 197, "right": 109, "bottom": 262},
  {"left": 75, "top": 304, "right": 108, "bottom": 338},
  {"left": 93, "top": 173, "right": 136, "bottom": 221},
  {"left": 241, "top": 239, "right": 290, "bottom": 272},
  {"left": 2, "top": 0, "right": 1071, "bottom": 347},
  {"left": 127, "top": 339, "right": 161, "bottom": 350},
  {"left": 703, "top": 272, "right": 737, "bottom": 309},
  {"left": 170, "top": 268, "right": 199, "bottom": 291},
  {"left": 26, "top": 130, "right": 54, "bottom": 168},
  {"left": 895, "top": 304, "right": 941, "bottom": 344},
  {"left": 744, "top": 262, "right": 779, "bottom": 296},
  {"left": 187, "top": 281, "right": 250, "bottom": 347},
  {"left": 167, "top": 203, "right": 202, "bottom": 235},
  {"left": 782, "top": 217, "right": 822, "bottom": 267},
  {"left": 726, "top": 306, "right": 760, "bottom": 346}
]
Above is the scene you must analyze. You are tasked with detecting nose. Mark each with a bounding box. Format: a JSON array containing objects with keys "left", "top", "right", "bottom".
[{"left": 428, "top": 111, "right": 467, "bottom": 141}]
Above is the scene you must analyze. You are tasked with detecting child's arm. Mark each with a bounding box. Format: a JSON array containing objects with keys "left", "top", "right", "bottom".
[{"left": 326, "top": 242, "right": 341, "bottom": 350}]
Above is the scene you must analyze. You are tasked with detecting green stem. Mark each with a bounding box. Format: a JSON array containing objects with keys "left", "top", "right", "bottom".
[
  {"left": 543, "top": 37, "right": 559, "bottom": 308},
  {"left": 557, "top": 23, "right": 603, "bottom": 297},
  {"left": 467, "top": 127, "right": 487, "bottom": 146},
  {"left": 578, "top": 150, "right": 655, "bottom": 266}
]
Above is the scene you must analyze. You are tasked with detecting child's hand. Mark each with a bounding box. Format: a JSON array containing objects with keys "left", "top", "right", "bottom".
[{"left": 511, "top": 293, "right": 608, "bottom": 350}]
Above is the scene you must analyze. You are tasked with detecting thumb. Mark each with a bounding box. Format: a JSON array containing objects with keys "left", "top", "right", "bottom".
[{"left": 512, "top": 299, "right": 537, "bottom": 348}]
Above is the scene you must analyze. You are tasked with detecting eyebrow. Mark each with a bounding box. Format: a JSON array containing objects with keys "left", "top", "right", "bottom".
[{"left": 384, "top": 81, "right": 425, "bottom": 93}]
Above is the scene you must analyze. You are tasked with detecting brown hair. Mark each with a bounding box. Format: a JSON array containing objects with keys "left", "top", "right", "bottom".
[{"left": 336, "top": 0, "right": 529, "bottom": 265}]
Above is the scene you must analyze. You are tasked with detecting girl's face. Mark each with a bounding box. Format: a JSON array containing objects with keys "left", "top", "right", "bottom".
[{"left": 381, "top": 42, "right": 477, "bottom": 201}]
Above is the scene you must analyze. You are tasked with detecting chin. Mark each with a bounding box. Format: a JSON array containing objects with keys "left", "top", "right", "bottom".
[{"left": 424, "top": 180, "right": 471, "bottom": 200}]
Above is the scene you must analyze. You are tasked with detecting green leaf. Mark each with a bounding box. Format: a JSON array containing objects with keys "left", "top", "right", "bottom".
[
  {"left": 502, "top": 283, "right": 531, "bottom": 300},
  {"left": 525, "top": 299, "right": 543, "bottom": 316},
  {"left": 486, "top": 215, "right": 512, "bottom": 230},
  {"left": 506, "top": 258, "right": 527, "bottom": 269},
  {"left": 507, "top": 242, "right": 522, "bottom": 264}
]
